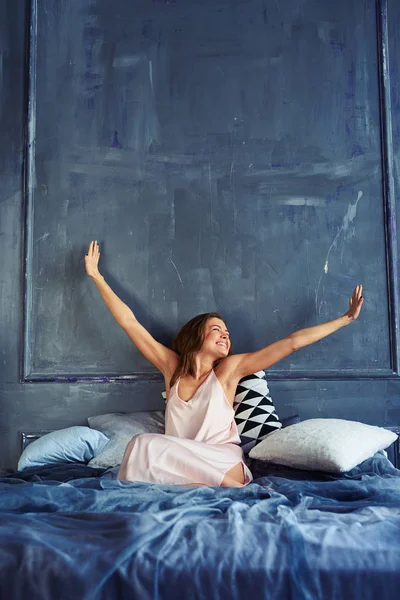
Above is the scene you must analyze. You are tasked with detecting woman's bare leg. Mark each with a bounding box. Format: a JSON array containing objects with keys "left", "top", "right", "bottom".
[
  {"left": 181, "top": 462, "right": 247, "bottom": 488},
  {"left": 221, "top": 462, "right": 246, "bottom": 487},
  {"left": 181, "top": 482, "right": 209, "bottom": 487},
  {"left": 221, "top": 475, "right": 244, "bottom": 487}
]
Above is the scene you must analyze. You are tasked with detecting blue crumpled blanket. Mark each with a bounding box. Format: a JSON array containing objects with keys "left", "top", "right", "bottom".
[{"left": 0, "top": 453, "right": 399, "bottom": 600}]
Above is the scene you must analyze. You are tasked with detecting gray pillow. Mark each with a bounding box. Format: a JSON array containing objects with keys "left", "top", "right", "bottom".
[
  {"left": 87, "top": 411, "right": 165, "bottom": 469},
  {"left": 249, "top": 418, "right": 398, "bottom": 473}
]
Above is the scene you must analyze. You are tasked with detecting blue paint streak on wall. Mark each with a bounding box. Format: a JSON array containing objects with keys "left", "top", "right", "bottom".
[
  {"left": 111, "top": 130, "right": 122, "bottom": 149},
  {"left": 351, "top": 144, "right": 364, "bottom": 157}
]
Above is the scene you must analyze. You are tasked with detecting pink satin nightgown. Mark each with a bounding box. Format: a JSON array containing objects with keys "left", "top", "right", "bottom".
[{"left": 117, "top": 370, "right": 253, "bottom": 486}]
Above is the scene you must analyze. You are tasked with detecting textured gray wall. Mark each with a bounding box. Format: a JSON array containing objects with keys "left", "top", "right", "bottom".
[{"left": 0, "top": 0, "right": 399, "bottom": 469}]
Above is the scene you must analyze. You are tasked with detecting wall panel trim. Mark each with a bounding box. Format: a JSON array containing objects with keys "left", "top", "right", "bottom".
[
  {"left": 376, "top": 0, "right": 400, "bottom": 376},
  {"left": 21, "top": 0, "right": 37, "bottom": 383},
  {"left": 21, "top": 0, "right": 400, "bottom": 382}
]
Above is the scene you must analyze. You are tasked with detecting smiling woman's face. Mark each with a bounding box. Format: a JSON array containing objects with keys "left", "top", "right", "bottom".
[{"left": 202, "top": 317, "right": 231, "bottom": 357}]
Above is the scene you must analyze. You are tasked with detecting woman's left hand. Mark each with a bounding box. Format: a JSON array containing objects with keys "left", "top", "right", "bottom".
[{"left": 345, "top": 285, "right": 364, "bottom": 321}]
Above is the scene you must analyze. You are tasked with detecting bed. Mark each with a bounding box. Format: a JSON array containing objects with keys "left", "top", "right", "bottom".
[{"left": 0, "top": 426, "right": 400, "bottom": 600}]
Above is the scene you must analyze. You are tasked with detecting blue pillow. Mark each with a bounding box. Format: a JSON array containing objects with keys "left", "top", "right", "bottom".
[{"left": 17, "top": 426, "right": 109, "bottom": 471}]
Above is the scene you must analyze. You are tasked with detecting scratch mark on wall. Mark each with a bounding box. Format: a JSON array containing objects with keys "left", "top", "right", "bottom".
[
  {"left": 305, "top": 200, "right": 311, "bottom": 285},
  {"left": 245, "top": 154, "right": 379, "bottom": 181},
  {"left": 170, "top": 258, "right": 184, "bottom": 288},
  {"left": 208, "top": 162, "right": 213, "bottom": 221},
  {"left": 315, "top": 191, "right": 363, "bottom": 316},
  {"left": 149, "top": 59, "right": 153, "bottom": 94},
  {"left": 35, "top": 232, "right": 50, "bottom": 244},
  {"left": 113, "top": 55, "right": 141, "bottom": 68},
  {"left": 281, "top": 196, "right": 326, "bottom": 207},
  {"left": 230, "top": 119, "right": 237, "bottom": 229}
]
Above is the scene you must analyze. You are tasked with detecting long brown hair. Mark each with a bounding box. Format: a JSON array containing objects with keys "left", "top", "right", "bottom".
[{"left": 170, "top": 312, "right": 231, "bottom": 387}]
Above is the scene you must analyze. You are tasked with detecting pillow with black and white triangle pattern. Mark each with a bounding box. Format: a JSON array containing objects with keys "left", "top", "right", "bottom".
[{"left": 234, "top": 370, "right": 282, "bottom": 454}]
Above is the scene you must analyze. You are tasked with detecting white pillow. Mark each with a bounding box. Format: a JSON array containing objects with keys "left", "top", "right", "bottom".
[{"left": 248, "top": 418, "right": 398, "bottom": 473}]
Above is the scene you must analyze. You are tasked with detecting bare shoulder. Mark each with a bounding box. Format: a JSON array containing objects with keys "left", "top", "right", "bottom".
[
  {"left": 214, "top": 355, "right": 243, "bottom": 388},
  {"left": 213, "top": 355, "right": 247, "bottom": 406},
  {"left": 162, "top": 353, "right": 180, "bottom": 382}
]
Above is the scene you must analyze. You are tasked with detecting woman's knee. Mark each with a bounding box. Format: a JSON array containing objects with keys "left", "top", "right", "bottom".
[
  {"left": 221, "top": 462, "right": 245, "bottom": 487},
  {"left": 128, "top": 432, "right": 154, "bottom": 446},
  {"left": 221, "top": 474, "right": 244, "bottom": 487}
]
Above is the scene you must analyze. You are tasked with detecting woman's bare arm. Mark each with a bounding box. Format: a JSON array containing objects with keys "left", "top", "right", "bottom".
[
  {"left": 222, "top": 285, "right": 364, "bottom": 380},
  {"left": 85, "top": 241, "right": 178, "bottom": 375}
]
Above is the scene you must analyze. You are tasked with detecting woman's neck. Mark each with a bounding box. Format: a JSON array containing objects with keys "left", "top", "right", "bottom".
[{"left": 192, "top": 359, "right": 214, "bottom": 380}]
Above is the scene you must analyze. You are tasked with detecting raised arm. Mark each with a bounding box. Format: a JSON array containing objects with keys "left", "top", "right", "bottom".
[
  {"left": 84, "top": 241, "right": 178, "bottom": 376},
  {"left": 224, "top": 285, "right": 364, "bottom": 380}
]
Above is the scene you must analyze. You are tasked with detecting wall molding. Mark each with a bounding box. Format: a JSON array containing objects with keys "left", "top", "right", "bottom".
[
  {"left": 21, "top": 0, "right": 37, "bottom": 383},
  {"left": 21, "top": 0, "right": 400, "bottom": 382},
  {"left": 376, "top": 0, "right": 400, "bottom": 376}
]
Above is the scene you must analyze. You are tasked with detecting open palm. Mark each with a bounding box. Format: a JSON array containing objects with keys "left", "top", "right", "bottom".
[
  {"left": 346, "top": 285, "right": 364, "bottom": 321},
  {"left": 84, "top": 240, "right": 100, "bottom": 278}
]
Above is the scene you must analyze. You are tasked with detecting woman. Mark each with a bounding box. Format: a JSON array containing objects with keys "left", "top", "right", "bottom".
[{"left": 85, "top": 240, "right": 364, "bottom": 487}]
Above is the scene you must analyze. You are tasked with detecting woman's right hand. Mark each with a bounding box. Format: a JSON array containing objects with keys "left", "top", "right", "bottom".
[{"left": 85, "top": 240, "right": 101, "bottom": 278}]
